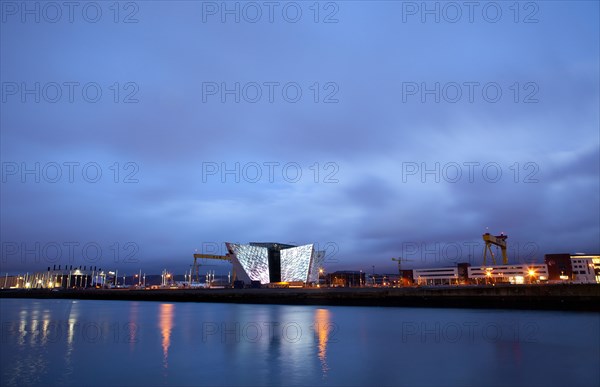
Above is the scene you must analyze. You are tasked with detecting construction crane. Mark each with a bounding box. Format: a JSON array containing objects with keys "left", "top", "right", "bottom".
[
  {"left": 482, "top": 232, "right": 508, "bottom": 265},
  {"left": 391, "top": 257, "right": 413, "bottom": 286},
  {"left": 192, "top": 253, "right": 232, "bottom": 283}
]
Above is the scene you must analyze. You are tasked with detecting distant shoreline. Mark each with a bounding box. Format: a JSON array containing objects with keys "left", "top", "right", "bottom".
[{"left": 1, "top": 284, "right": 599, "bottom": 311}]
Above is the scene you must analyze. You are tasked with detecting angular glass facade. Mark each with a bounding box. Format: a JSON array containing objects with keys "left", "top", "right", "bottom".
[
  {"left": 226, "top": 242, "right": 324, "bottom": 284},
  {"left": 226, "top": 243, "right": 270, "bottom": 284},
  {"left": 280, "top": 244, "right": 314, "bottom": 282},
  {"left": 308, "top": 249, "right": 326, "bottom": 283}
]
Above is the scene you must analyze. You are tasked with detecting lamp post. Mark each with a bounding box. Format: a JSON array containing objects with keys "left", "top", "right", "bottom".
[{"left": 372, "top": 265, "right": 375, "bottom": 287}]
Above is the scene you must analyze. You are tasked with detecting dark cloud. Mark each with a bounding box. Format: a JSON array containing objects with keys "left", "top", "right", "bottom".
[{"left": 1, "top": 2, "right": 599, "bottom": 275}]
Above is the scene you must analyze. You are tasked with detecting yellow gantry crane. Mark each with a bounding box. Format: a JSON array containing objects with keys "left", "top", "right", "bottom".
[
  {"left": 192, "top": 253, "right": 232, "bottom": 283},
  {"left": 482, "top": 232, "right": 508, "bottom": 265}
]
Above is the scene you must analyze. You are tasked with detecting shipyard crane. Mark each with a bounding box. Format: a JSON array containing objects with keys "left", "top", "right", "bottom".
[
  {"left": 192, "top": 253, "right": 233, "bottom": 283},
  {"left": 482, "top": 232, "right": 508, "bottom": 265}
]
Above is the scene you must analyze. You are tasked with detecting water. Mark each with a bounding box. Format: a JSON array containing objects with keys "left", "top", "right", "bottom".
[{"left": 1, "top": 298, "right": 598, "bottom": 387}]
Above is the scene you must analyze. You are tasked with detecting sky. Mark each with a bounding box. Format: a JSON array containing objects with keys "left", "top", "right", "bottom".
[{"left": 1, "top": 1, "right": 599, "bottom": 276}]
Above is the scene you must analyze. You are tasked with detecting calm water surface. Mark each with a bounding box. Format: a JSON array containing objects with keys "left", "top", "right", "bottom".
[{"left": 1, "top": 298, "right": 598, "bottom": 386}]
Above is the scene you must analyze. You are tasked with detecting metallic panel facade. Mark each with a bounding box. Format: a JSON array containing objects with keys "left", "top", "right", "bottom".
[
  {"left": 227, "top": 242, "right": 325, "bottom": 284},
  {"left": 308, "top": 249, "right": 325, "bottom": 283},
  {"left": 226, "top": 243, "right": 270, "bottom": 284},
  {"left": 280, "top": 244, "right": 314, "bottom": 282}
]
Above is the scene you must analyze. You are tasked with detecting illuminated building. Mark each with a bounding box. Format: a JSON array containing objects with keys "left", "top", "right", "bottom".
[
  {"left": 326, "top": 271, "right": 365, "bottom": 287},
  {"left": 226, "top": 242, "right": 324, "bottom": 284},
  {"left": 544, "top": 254, "right": 573, "bottom": 281},
  {"left": 569, "top": 255, "right": 599, "bottom": 284},
  {"left": 544, "top": 253, "right": 600, "bottom": 283},
  {"left": 413, "top": 267, "right": 459, "bottom": 285},
  {"left": 468, "top": 264, "right": 548, "bottom": 284}
]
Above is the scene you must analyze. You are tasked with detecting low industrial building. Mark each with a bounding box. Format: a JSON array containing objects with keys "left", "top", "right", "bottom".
[
  {"left": 399, "top": 270, "right": 414, "bottom": 286},
  {"left": 413, "top": 267, "right": 459, "bottom": 285},
  {"left": 545, "top": 253, "right": 600, "bottom": 283},
  {"left": 326, "top": 271, "right": 365, "bottom": 287},
  {"left": 570, "top": 255, "right": 599, "bottom": 283},
  {"left": 468, "top": 264, "right": 549, "bottom": 284}
]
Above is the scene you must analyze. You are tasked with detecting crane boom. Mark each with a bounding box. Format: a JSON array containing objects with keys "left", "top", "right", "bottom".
[
  {"left": 192, "top": 253, "right": 232, "bottom": 283},
  {"left": 391, "top": 257, "right": 413, "bottom": 286},
  {"left": 482, "top": 233, "right": 508, "bottom": 265}
]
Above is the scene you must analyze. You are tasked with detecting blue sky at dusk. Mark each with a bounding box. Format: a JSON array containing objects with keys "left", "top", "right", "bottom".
[{"left": 1, "top": 1, "right": 598, "bottom": 275}]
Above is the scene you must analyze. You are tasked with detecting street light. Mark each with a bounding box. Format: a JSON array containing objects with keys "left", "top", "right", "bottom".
[
  {"left": 318, "top": 268, "right": 324, "bottom": 287},
  {"left": 372, "top": 265, "right": 375, "bottom": 287},
  {"left": 486, "top": 270, "right": 492, "bottom": 285}
]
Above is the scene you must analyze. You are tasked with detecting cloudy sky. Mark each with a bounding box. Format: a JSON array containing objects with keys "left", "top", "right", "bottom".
[{"left": 1, "top": 1, "right": 598, "bottom": 275}]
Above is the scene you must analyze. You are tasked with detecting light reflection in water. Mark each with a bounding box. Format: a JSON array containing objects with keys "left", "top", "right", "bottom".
[
  {"left": 314, "top": 308, "right": 331, "bottom": 376},
  {"left": 129, "top": 302, "right": 139, "bottom": 350},
  {"left": 30, "top": 319, "right": 39, "bottom": 346},
  {"left": 62, "top": 301, "right": 79, "bottom": 384},
  {"left": 1, "top": 299, "right": 598, "bottom": 387},
  {"left": 18, "top": 313, "right": 27, "bottom": 346},
  {"left": 41, "top": 319, "right": 50, "bottom": 346},
  {"left": 159, "top": 303, "right": 174, "bottom": 371}
]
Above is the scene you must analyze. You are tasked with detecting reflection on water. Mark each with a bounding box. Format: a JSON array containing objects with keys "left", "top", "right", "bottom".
[
  {"left": 1, "top": 299, "right": 598, "bottom": 387},
  {"left": 314, "top": 308, "right": 331, "bottom": 376},
  {"left": 62, "top": 300, "right": 79, "bottom": 385},
  {"left": 129, "top": 302, "right": 139, "bottom": 350},
  {"left": 159, "top": 303, "right": 174, "bottom": 371}
]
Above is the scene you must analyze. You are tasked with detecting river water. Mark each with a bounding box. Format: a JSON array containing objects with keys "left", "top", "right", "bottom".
[{"left": 0, "top": 298, "right": 598, "bottom": 386}]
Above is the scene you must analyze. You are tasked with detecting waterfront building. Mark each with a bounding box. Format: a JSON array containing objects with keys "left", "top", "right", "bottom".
[
  {"left": 413, "top": 267, "right": 459, "bottom": 285},
  {"left": 326, "top": 271, "right": 366, "bottom": 287},
  {"left": 545, "top": 253, "right": 574, "bottom": 281},
  {"left": 570, "top": 255, "right": 599, "bottom": 283},
  {"left": 225, "top": 242, "right": 324, "bottom": 285},
  {"left": 399, "top": 269, "right": 414, "bottom": 286},
  {"left": 467, "top": 264, "right": 548, "bottom": 284},
  {"left": 544, "top": 253, "right": 600, "bottom": 283}
]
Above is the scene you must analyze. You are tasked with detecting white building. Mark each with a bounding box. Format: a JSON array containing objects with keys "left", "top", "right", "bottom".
[
  {"left": 413, "top": 267, "right": 458, "bottom": 285},
  {"left": 570, "top": 255, "right": 599, "bottom": 284},
  {"left": 468, "top": 264, "right": 548, "bottom": 284}
]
